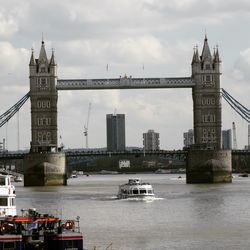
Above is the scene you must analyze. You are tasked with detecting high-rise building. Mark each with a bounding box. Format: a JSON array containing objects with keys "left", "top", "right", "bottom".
[
  {"left": 183, "top": 129, "right": 194, "bottom": 148},
  {"left": 222, "top": 129, "right": 232, "bottom": 149},
  {"left": 143, "top": 130, "right": 160, "bottom": 151},
  {"left": 106, "top": 114, "right": 126, "bottom": 151}
]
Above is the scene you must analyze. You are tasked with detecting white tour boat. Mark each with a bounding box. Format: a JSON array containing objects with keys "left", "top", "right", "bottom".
[
  {"left": 14, "top": 176, "right": 23, "bottom": 182},
  {"left": 0, "top": 174, "right": 16, "bottom": 217},
  {"left": 117, "top": 178, "right": 155, "bottom": 199}
]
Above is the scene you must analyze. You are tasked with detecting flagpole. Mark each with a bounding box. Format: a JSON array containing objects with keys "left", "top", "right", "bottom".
[
  {"left": 106, "top": 64, "right": 109, "bottom": 84},
  {"left": 142, "top": 63, "right": 145, "bottom": 84}
]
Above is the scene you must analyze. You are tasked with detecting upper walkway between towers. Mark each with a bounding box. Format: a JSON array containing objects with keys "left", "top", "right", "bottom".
[{"left": 56, "top": 77, "right": 195, "bottom": 90}]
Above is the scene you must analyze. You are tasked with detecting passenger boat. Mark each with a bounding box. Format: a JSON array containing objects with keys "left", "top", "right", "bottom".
[
  {"left": 0, "top": 208, "right": 84, "bottom": 250},
  {"left": 117, "top": 178, "right": 155, "bottom": 199},
  {"left": 14, "top": 176, "right": 23, "bottom": 182},
  {"left": 0, "top": 174, "right": 16, "bottom": 217}
]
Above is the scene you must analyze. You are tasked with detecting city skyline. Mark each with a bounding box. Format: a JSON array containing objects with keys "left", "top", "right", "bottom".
[{"left": 0, "top": 1, "right": 250, "bottom": 151}]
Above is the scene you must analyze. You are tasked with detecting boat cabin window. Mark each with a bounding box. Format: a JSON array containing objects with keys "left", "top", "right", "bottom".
[
  {"left": 65, "top": 239, "right": 79, "bottom": 248},
  {"left": 10, "top": 198, "right": 15, "bottom": 206},
  {"left": 3, "top": 241, "right": 16, "bottom": 250},
  {"left": 132, "top": 189, "right": 139, "bottom": 194},
  {"left": 148, "top": 189, "right": 153, "bottom": 194},
  {"left": 140, "top": 189, "right": 147, "bottom": 194},
  {"left": 0, "top": 178, "right": 5, "bottom": 186},
  {"left": 122, "top": 189, "right": 128, "bottom": 194},
  {"left": 0, "top": 198, "right": 8, "bottom": 206}
]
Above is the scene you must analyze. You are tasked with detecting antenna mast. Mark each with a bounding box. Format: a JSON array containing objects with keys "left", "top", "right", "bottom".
[{"left": 84, "top": 103, "right": 91, "bottom": 149}]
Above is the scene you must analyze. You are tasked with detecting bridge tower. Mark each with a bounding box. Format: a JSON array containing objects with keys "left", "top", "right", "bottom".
[
  {"left": 29, "top": 41, "right": 58, "bottom": 152},
  {"left": 187, "top": 36, "right": 232, "bottom": 183},
  {"left": 23, "top": 41, "right": 67, "bottom": 186}
]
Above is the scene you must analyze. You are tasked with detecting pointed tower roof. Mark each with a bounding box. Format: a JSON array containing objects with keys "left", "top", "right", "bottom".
[
  {"left": 191, "top": 46, "right": 200, "bottom": 65},
  {"left": 38, "top": 40, "right": 48, "bottom": 64},
  {"left": 50, "top": 49, "right": 56, "bottom": 65},
  {"left": 214, "top": 46, "right": 220, "bottom": 62},
  {"left": 201, "top": 35, "right": 212, "bottom": 61},
  {"left": 29, "top": 48, "right": 35, "bottom": 66}
]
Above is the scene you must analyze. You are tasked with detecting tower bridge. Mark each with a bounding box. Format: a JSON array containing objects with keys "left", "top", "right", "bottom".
[{"left": 2, "top": 35, "right": 244, "bottom": 185}]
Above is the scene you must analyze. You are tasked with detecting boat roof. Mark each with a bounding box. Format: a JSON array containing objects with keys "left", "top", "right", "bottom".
[{"left": 3, "top": 215, "right": 60, "bottom": 223}]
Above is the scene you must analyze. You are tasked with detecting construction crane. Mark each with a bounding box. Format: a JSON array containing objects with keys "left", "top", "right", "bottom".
[
  {"left": 232, "top": 122, "right": 237, "bottom": 150},
  {"left": 84, "top": 103, "right": 91, "bottom": 149}
]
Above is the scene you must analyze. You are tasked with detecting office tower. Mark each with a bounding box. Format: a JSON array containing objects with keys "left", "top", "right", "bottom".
[
  {"left": 106, "top": 114, "right": 126, "bottom": 151},
  {"left": 183, "top": 129, "right": 194, "bottom": 147},
  {"left": 143, "top": 129, "right": 160, "bottom": 151},
  {"left": 222, "top": 129, "right": 232, "bottom": 149}
]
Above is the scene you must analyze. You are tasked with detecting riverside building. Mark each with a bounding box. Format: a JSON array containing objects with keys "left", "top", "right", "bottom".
[
  {"left": 143, "top": 129, "right": 160, "bottom": 151},
  {"left": 222, "top": 129, "right": 232, "bottom": 150},
  {"left": 183, "top": 129, "right": 194, "bottom": 148}
]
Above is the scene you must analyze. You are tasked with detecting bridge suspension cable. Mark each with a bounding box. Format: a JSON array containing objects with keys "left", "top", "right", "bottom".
[
  {"left": 221, "top": 88, "right": 250, "bottom": 123},
  {"left": 0, "top": 92, "right": 30, "bottom": 128}
]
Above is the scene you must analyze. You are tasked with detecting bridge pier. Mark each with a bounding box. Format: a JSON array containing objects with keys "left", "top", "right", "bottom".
[
  {"left": 186, "top": 149, "right": 232, "bottom": 183},
  {"left": 23, "top": 153, "right": 67, "bottom": 186}
]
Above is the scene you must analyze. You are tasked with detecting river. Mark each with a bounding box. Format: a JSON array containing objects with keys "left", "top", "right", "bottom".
[{"left": 15, "top": 174, "right": 250, "bottom": 250}]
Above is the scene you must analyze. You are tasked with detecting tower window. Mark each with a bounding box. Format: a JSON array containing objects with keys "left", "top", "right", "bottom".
[
  {"left": 201, "top": 97, "right": 216, "bottom": 105},
  {"left": 37, "top": 100, "right": 50, "bottom": 109},
  {"left": 37, "top": 131, "right": 51, "bottom": 144},
  {"left": 38, "top": 78, "right": 50, "bottom": 90},
  {"left": 205, "top": 75, "right": 211, "bottom": 82},
  {"left": 202, "top": 113, "right": 215, "bottom": 123},
  {"left": 205, "top": 64, "right": 211, "bottom": 70},
  {"left": 37, "top": 117, "right": 51, "bottom": 126}
]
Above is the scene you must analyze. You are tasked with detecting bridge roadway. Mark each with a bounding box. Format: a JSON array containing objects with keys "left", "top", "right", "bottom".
[
  {"left": 0, "top": 149, "right": 249, "bottom": 161},
  {"left": 57, "top": 77, "right": 195, "bottom": 90},
  {"left": 0, "top": 150, "right": 187, "bottom": 160}
]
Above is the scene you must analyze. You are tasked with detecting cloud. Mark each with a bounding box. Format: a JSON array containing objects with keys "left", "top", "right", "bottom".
[
  {"left": 0, "top": 42, "right": 29, "bottom": 76},
  {"left": 0, "top": 0, "right": 250, "bottom": 150},
  {"left": 0, "top": 12, "right": 18, "bottom": 37},
  {"left": 231, "top": 48, "right": 250, "bottom": 82}
]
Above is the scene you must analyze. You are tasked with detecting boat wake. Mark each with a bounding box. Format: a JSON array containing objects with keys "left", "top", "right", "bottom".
[
  {"left": 123, "top": 197, "right": 164, "bottom": 202},
  {"left": 90, "top": 196, "right": 164, "bottom": 202},
  {"left": 170, "top": 177, "right": 186, "bottom": 181}
]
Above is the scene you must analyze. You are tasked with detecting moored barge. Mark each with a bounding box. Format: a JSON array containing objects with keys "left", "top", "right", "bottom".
[{"left": 0, "top": 208, "right": 84, "bottom": 250}]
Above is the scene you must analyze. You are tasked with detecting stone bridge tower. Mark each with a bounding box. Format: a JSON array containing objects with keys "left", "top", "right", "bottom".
[
  {"left": 187, "top": 36, "right": 232, "bottom": 183},
  {"left": 192, "top": 35, "right": 221, "bottom": 149},
  {"left": 23, "top": 41, "right": 66, "bottom": 186},
  {"left": 29, "top": 41, "right": 58, "bottom": 152}
]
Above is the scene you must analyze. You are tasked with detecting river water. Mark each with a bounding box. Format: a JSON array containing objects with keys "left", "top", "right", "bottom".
[{"left": 14, "top": 174, "right": 250, "bottom": 250}]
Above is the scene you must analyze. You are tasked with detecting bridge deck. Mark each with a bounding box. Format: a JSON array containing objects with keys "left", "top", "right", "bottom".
[
  {"left": 57, "top": 77, "right": 194, "bottom": 90},
  {"left": 0, "top": 150, "right": 249, "bottom": 160}
]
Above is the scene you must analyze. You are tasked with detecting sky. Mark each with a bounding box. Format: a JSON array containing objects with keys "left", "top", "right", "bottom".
[{"left": 0, "top": 0, "right": 250, "bottom": 151}]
